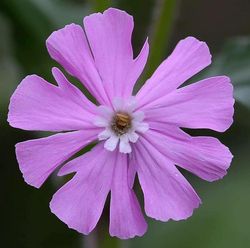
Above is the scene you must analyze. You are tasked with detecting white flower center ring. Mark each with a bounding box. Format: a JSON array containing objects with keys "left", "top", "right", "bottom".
[{"left": 94, "top": 97, "right": 149, "bottom": 153}]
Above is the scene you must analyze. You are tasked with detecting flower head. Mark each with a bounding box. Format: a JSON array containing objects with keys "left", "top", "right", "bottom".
[{"left": 8, "top": 8, "right": 234, "bottom": 239}]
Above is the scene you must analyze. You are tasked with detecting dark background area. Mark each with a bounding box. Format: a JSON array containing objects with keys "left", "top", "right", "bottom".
[{"left": 1, "top": 0, "right": 250, "bottom": 247}]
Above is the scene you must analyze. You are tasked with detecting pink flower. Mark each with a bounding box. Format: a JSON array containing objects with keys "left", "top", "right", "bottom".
[{"left": 8, "top": 8, "right": 234, "bottom": 239}]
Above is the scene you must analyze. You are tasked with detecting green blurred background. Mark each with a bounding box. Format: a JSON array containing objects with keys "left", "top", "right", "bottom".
[{"left": 1, "top": 0, "right": 250, "bottom": 247}]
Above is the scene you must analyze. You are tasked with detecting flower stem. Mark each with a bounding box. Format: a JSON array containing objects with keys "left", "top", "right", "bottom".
[
  {"left": 119, "top": 240, "right": 130, "bottom": 248},
  {"left": 143, "top": 0, "right": 179, "bottom": 81},
  {"left": 83, "top": 231, "right": 98, "bottom": 248}
]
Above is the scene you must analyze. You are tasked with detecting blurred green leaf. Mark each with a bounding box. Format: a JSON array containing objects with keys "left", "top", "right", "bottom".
[
  {"left": 30, "top": 0, "right": 90, "bottom": 26},
  {"left": 90, "top": 0, "right": 112, "bottom": 12},
  {"left": 0, "top": 13, "right": 21, "bottom": 112},
  {"left": 202, "top": 37, "right": 250, "bottom": 109},
  {"left": 0, "top": 0, "right": 53, "bottom": 41}
]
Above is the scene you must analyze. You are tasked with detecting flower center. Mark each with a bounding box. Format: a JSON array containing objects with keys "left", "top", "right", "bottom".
[
  {"left": 111, "top": 112, "right": 131, "bottom": 135},
  {"left": 94, "top": 97, "right": 149, "bottom": 153}
]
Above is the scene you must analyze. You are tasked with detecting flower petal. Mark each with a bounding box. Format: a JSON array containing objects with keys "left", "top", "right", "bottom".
[
  {"left": 84, "top": 8, "right": 149, "bottom": 99},
  {"left": 98, "top": 129, "right": 112, "bottom": 140},
  {"left": 97, "top": 105, "right": 113, "bottom": 120},
  {"left": 134, "top": 122, "right": 149, "bottom": 133},
  {"left": 128, "top": 132, "right": 139, "bottom": 143},
  {"left": 143, "top": 76, "right": 234, "bottom": 132},
  {"left": 50, "top": 144, "right": 115, "bottom": 234},
  {"left": 109, "top": 153, "right": 147, "bottom": 239},
  {"left": 119, "top": 135, "right": 132, "bottom": 153},
  {"left": 132, "top": 111, "right": 144, "bottom": 122},
  {"left": 8, "top": 68, "right": 96, "bottom": 132},
  {"left": 132, "top": 137, "right": 201, "bottom": 221},
  {"left": 136, "top": 37, "right": 211, "bottom": 108},
  {"left": 94, "top": 116, "right": 109, "bottom": 127},
  {"left": 144, "top": 125, "right": 233, "bottom": 182},
  {"left": 128, "top": 159, "right": 136, "bottom": 189},
  {"left": 16, "top": 129, "right": 98, "bottom": 188},
  {"left": 104, "top": 135, "right": 119, "bottom": 151},
  {"left": 46, "top": 24, "right": 109, "bottom": 105}
]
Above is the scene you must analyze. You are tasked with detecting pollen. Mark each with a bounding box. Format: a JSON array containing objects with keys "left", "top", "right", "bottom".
[{"left": 111, "top": 112, "right": 131, "bottom": 135}]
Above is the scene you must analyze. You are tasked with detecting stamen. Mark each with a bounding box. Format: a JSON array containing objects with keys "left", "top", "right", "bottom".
[{"left": 111, "top": 112, "right": 131, "bottom": 135}]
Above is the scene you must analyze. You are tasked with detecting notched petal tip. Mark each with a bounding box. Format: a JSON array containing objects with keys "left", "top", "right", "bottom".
[
  {"left": 49, "top": 193, "right": 94, "bottom": 235},
  {"left": 103, "top": 7, "right": 134, "bottom": 21},
  {"left": 110, "top": 228, "right": 147, "bottom": 240},
  {"left": 15, "top": 142, "right": 43, "bottom": 189},
  {"left": 206, "top": 144, "right": 233, "bottom": 182},
  {"left": 7, "top": 74, "right": 40, "bottom": 129},
  {"left": 183, "top": 36, "right": 212, "bottom": 61},
  {"left": 46, "top": 23, "right": 81, "bottom": 43},
  {"left": 213, "top": 75, "right": 235, "bottom": 132},
  {"left": 84, "top": 7, "right": 133, "bottom": 26},
  {"left": 49, "top": 200, "right": 91, "bottom": 235},
  {"left": 146, "top": 189, "right": 202, "bottom": 222}
]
